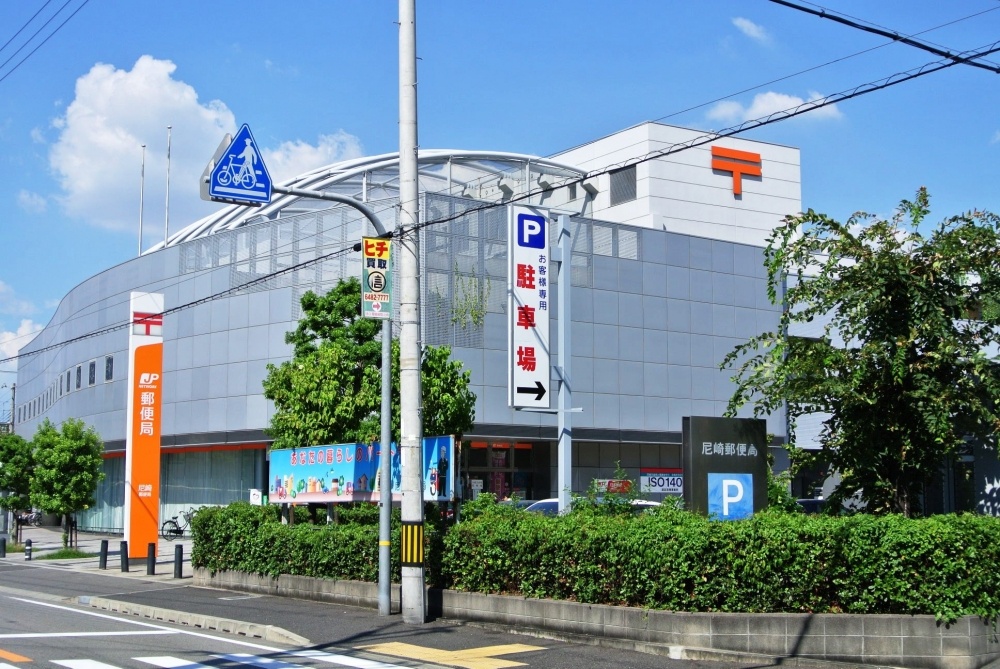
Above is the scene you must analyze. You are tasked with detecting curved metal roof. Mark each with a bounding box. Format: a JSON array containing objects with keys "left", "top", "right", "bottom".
[{"left": 150, "top": 150, "right": 586, "bottom": 251}]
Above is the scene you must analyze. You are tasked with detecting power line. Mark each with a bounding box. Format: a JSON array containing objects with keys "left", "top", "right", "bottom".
[
  {"left": 411, "top": 38, "right": 1000, "bottom": 233},
  {"left": 0, "top": 0, "right": 55, "bottom": 58},
  {"left": 7, "top": 38, "right": 1000, "bottom": 369},
  {"left": 0, "top": 0, "right": 90, "bottom": 85},
  {"left": 655, "top": 4, "right": 1000, "bottom": 122},
  {"left": 0, "top": 242, "right": 357, "bottom": 367},
  {"left": 767, "top": 0, "right": 1000, "bottom": 73},
  {"left": 0, "top": 196, "right": 397, "bottom": 357}
]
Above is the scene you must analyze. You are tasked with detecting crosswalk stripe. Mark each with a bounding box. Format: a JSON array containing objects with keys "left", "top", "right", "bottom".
[
  {"left": 52, "top": 661, "right": 121, "bottom": 669},
  {"left": 136, "top": 656, "right": 215, "bottom": 669},
  {"left": 291, "top": 650, "right": 408, "bottom": 669},
  {"left": 54, "top": 651, "right": 413, "bottom": 669},
  {"left": 214, "top": 654, "right": 308, "bottom": 669},
  {"left": 0, "top": 663, "right": 23, "bottom": 669}
]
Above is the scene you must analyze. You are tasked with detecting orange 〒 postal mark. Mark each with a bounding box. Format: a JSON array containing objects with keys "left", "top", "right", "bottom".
[{"left": 711, "top": 145, "right": 762, "bottom": 196}]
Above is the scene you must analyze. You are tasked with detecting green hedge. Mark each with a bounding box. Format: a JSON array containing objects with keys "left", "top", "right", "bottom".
[
  {"left": 443, "top": 504, "right": 1000, "bottom": 623},
  {"left": 191, "top": 500, "right": 1000, "bottom": 623},
  {"left": 190, "top": 501, "right": 449, "bottom": 582}
]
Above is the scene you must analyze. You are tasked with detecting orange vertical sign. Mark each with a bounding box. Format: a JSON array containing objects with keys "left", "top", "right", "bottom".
[
  {"left": 711, "top": 146, "right": 762, "bottom": 196},
  {"left": 125, "top": 292, "right": 163, "bottom": 559}
]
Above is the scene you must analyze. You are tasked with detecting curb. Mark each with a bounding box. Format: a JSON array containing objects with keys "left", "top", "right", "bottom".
[
  {"left": 76, "top": 595, "right": 310, "bottom": 647},
  {"left": 453, "top": 619, "right": 905, "bottom": 669}
]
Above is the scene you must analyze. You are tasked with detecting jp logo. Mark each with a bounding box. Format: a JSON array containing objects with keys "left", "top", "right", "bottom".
[{"left": 708, "top": 473, "right": 753, "bottom": 520}]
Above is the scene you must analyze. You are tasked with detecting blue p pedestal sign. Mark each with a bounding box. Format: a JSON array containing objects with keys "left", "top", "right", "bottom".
[
  {"left": 682, "top": 416, "right": 768, "bottom": 520},
  {"left": 708, "top": 473, "right": 754, "bottom": 520}
]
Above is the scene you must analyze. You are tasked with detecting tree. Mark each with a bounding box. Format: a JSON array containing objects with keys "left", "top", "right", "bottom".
[
  {"left": 0, "top": 432, "right": 33, "bottom": 512},
  {"left": 722, "top": 188, "right": 1000, "bottom": 516},
  {"left": 30, "top": 418, "right": 105, "bottom": 536},
  {"left": 263, "top": 278, "right": 476, "bottom": 450}
]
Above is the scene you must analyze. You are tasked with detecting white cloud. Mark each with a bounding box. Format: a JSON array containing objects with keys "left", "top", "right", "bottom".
[
  {"left": 707, "top": 90, "right": 843, "bottom": 124},
  {"left": 47, "top": 55, "right": 366, "bottom": 236},
  {"left": 732, "top": 17, "right": 770, "bottom": 44},
  {"left": 30, "top": 127, "right": 45, "bottom": 143},
  {"left": 17, "top": 190, "right": 47, "bottom": 214},
  {"left": 991, "top": 131, "right": 1000, "bottom": 144},
  {"left": 0, "top": 319, "right": 42, "bottom": 372},
  {"left": 49, "top": 55, "right": 236, "bottom": 233},
  {"left": 0, "top": 281, "right": 36, "bottom": 317},
  {"left": 263, "top": 132, "right": 365, "bottom": 184}
]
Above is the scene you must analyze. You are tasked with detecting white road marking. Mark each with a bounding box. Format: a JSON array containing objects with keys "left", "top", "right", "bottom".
[
  {"left": 0, "top": 631, "right": 175, "bottom": 639},
  {"left": 6, "top": 596, "right": 284, "bottom": 652},
  {"left": 292, "top": 650, "right": 408, "bottom": 669},
  {"left": 135, "top": 656, "right": 216, "bottom": 669},
  {"left": 52, "top": 661, "right": 122, "bottom": 669}
]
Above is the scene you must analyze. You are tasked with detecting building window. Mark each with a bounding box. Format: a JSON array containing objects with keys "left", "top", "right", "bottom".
[
  {"left": 76, "top": 365, "right": 82, "bottom": 390},
  {"left": 105, "top": 355, "right": 114, "bottom": 382},
  {"left": 59, "top": 375, "right": 63, "bottom": 396},
  {"left": 609, "top": 165, "right": 637, "bottom": 206},
  {"left": 88, "top": 360, "right": 97, "bottom": 386},
  {"left": 66, "top": 370, "right": 72, "bottom": 393}
]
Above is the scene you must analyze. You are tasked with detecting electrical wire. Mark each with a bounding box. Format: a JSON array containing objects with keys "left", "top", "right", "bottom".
[
  {"left": 654, "top": 3, "right": 1000, "bottom": 122},
  {"left": 6, "top": 37, "right": 1000, "bottom": 372},
  {"left": 767, "top": 0, "right": 1000, "bottom": 73},
  {"left": 0, "top": 0, "right": 90, "bottom": 85},
  {"left": 0, "top": 0, "right": 55, "bottom": 59},
  {"left": 0, "top": 242, "right": 358, "bottom": 367},
  {"left": 410, "top": 38, "right": 1000, "bottom": 235}
]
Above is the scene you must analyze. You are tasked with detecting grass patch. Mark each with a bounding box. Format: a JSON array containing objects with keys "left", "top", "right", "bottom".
[
  {"left": 37, "top": 548, "right": 96, "bottom": 560},
  {"left": 3, "top": 542, "right": 24, "bottom": 553}
]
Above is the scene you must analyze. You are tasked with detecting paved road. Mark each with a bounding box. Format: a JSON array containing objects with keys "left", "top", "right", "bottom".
[{"left": 0, "top": 527, "right": 816, "bottom": 669}]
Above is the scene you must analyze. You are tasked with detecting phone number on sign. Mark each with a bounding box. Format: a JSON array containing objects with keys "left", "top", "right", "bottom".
[{"left": 641, "top": 474, "right": 683, "bottom": 494}]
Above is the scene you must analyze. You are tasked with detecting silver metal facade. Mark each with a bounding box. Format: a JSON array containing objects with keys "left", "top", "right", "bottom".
[{"left": 14, "top": 147, "right": 787, "bottom": 513}]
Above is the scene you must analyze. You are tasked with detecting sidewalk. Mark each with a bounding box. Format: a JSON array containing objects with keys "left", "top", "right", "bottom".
[{"left": 4, "top": 524, "right": 194, "bottom": 579}]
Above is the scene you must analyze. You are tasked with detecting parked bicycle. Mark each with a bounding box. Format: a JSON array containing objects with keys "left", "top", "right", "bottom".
[
  {"left": 19, "top": 510, "right": 41, "bottom": 526},
  {"left": 160, "top": 507, "right": 195, "bottom": 540}
]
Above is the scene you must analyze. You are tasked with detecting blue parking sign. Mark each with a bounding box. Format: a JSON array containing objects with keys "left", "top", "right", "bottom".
[
  {"left": 708, "top": 473, "right": 753, "bottom": 520},
  {"left": 517, "top": 213, "right": 546, "bottom": 249}
]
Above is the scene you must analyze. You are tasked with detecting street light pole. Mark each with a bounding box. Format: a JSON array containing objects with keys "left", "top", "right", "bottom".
[{"left": 398, "top": 0, "right": 425, "bottom": 624}]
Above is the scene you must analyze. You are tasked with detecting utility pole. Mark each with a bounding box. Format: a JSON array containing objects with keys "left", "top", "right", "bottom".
[{"left": 398, "top": 0, "right": 425, "bottom": 624}]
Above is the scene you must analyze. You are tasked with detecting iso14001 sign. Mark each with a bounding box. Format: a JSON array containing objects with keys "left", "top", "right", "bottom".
[{"left": 641, "top": 468, "right": 683, "bottom": 495}]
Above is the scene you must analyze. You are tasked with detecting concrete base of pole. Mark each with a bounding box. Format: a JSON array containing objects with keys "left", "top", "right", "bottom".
[{"left": 401, "top": 568, "right": 426, "bottom": 624}]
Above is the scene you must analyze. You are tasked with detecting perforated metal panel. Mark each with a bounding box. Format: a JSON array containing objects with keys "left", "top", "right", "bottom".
[{"left": 610, "top": 165, "right": 637, "bottom": 205}]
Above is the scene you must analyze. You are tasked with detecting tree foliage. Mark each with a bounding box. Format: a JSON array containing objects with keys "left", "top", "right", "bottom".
[
  {"left": 29, "top": 418, "right": 105, "bottom": 517},
  {"left": 723, "top": 188, "right": 1000, "bottom": 516},
  {"left": 263, "top": 278, "right": 476, "bottom": 450},
  {"left": 0, "top": 432, "right": 33, "bottom": 511}
]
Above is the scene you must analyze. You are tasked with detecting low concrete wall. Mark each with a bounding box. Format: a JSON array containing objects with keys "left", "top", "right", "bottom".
[
  {"left": 194, "top": 569, "right": 1000, "bottom": 669},
  {"left": 194, "top": 569, "right": 401, "bottom": 614}
]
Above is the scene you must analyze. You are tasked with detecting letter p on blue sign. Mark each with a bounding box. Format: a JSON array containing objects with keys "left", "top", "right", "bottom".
[
  {"left": 517, "top": 213, "right": 546, "bottom": 249},
  {"left": 708, "top": 473, "right": 753, "bottom": 520}
]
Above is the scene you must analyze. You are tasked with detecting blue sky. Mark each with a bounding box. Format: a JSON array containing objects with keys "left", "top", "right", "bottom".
[{"left": 2, "top": 0, "right": 1000, "bottom": 416}]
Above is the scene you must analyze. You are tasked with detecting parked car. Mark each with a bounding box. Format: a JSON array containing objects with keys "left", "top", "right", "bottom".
[
  {"left": 499, "top": 498, "right": 537, "bottom": 510},
  {"left": 796, "top": 498, "right": 825, "bottom": 514},
  {"left": 524, "top": 498, "right": 560, "bottom": 515},
  {"left": 525, "top": 498, "right": 661, "bottom": 516}
]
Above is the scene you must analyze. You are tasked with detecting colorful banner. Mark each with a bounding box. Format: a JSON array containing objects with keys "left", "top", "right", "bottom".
[
  {"left": 268, "top": 435, "right": 454, "bottom": 503},
  {"left": 124, "top": 292, "right": 164, "bottom": 558}
]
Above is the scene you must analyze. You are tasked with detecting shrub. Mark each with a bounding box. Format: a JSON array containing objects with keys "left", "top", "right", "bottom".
[{"left": 192, "top": 501, "right": 1000, "bottom": 623}]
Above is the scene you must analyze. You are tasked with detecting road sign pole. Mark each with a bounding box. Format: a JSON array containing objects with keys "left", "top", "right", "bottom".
[
  {"left": 378, "top": 316, "right": 393, "bottom": 616},
  {"left": 554, "top": 214, "right": 573, "bottom": 514}
]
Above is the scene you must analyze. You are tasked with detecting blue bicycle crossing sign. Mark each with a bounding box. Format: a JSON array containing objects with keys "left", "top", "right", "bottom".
[{"left": 209, "top": 124, "right": 272, "bottom": 204}]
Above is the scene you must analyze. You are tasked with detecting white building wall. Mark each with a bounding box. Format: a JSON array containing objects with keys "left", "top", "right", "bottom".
[{"left": 554, "top": 122, "right": 801, "bottom": 247}]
